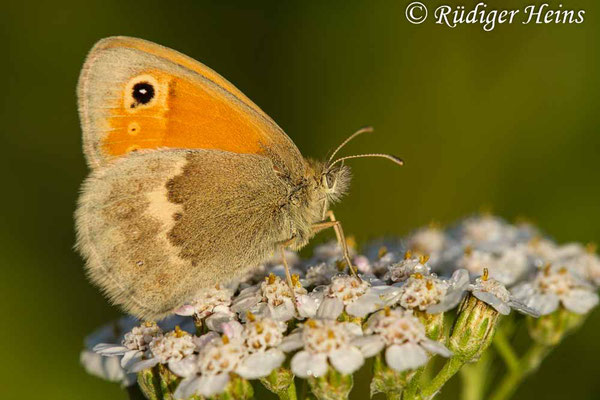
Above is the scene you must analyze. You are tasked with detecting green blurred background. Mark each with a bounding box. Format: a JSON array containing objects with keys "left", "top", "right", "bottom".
[{"left": 2, "top": 0, "right": 599, "bottom": 398}]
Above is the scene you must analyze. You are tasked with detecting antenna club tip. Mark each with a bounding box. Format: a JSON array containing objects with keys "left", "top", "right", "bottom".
[{"left": 388, "top": 155, "right": 404, "bottom": 166}]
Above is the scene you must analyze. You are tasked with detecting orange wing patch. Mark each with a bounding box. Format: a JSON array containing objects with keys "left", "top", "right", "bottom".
[
  {"left": 104, "top": 69, "right": 265, "bottom": 157},
  {"left": 79, "top": 37, "right": 303, "bottom": 170}
]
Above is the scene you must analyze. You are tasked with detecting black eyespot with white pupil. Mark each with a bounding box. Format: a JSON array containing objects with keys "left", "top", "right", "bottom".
[{"left": 132, "top": 82, "right": 155, "bottom": 105}]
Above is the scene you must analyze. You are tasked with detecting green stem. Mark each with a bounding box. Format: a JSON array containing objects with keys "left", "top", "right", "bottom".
[
  {"left": 492, "top": 328, "right": 519, "bottom": 373},
  {"left": 420, "top": 357, "right": 465, "bottom": 399},
  {"left": 459, "top": 351, "right": 492, "bottom": 400},
  {"left": 402, "top": 367, "right": 424, "bottom": 400},
  {"left": 489, "top": 343, "right": 551, "bottom": 400},
  {"left": 420, "top": 355, "right": 435, "bottom": 384}
]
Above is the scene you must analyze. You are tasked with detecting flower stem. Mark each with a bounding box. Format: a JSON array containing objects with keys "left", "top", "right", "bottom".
[
  {"left": 420, "top": 356, "right": 465, "bottom": 399},
  {"left": 492, "top": 328, "right": 519, "bottom": 373},
  {"left": 489, "top": 343, "right": 552, "bottom": 400},
  {"left": 402, "top": 369, "right": 423, "bottom": 400},
  {"left": 459, "top": 351, "right": 492, "bottom": 400}
]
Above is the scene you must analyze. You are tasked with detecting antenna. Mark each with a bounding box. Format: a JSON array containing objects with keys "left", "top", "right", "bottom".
[
  {"left": 328, "top": 153, "right": 404, "bottom": 168},
  {"left": 327, "top": 126, "right": 374, "bottom": 166}
]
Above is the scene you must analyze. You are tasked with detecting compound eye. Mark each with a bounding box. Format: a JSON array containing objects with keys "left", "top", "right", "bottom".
[{"left": 325, "top": 173, "right": 336, "bottom": 189}]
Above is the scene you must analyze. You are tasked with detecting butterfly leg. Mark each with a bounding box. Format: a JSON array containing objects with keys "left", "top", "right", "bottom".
[
  {"left": 312, "top": 211, "right": 358, "bottom": 277},
  {"left": 279, "top": 241, "right": 301, "bottom": 311}
]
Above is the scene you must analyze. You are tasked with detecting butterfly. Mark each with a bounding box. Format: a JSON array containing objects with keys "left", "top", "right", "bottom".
[{"left": 75, "top": 36, "right": 402, "bottom": 320}]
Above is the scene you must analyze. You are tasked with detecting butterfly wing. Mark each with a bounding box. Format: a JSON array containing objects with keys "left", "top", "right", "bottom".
[
  {"left": 76, "top": 149, "right": 296, "bottom": 319},
  {"left": 77, "top": 36, "right": 304, "bottom": 177}
]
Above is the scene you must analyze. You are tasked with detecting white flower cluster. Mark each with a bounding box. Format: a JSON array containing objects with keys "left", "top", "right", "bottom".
[
  {"left": 381, "top": 215, "right": 599, "bottom": 315},
  {"left": 83, "top": 215, "right": 599, "bottom": 398}
]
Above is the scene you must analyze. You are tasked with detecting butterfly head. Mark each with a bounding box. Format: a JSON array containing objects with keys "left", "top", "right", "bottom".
[
  {"left": 321, "top": 127, "right": 403, "bottom": 199},
  {"left": 319, "top": 162, "right": 352, "bottom": 204},
  {"left": 310, "top": 127, "right": 404, "bottom": 217}
]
